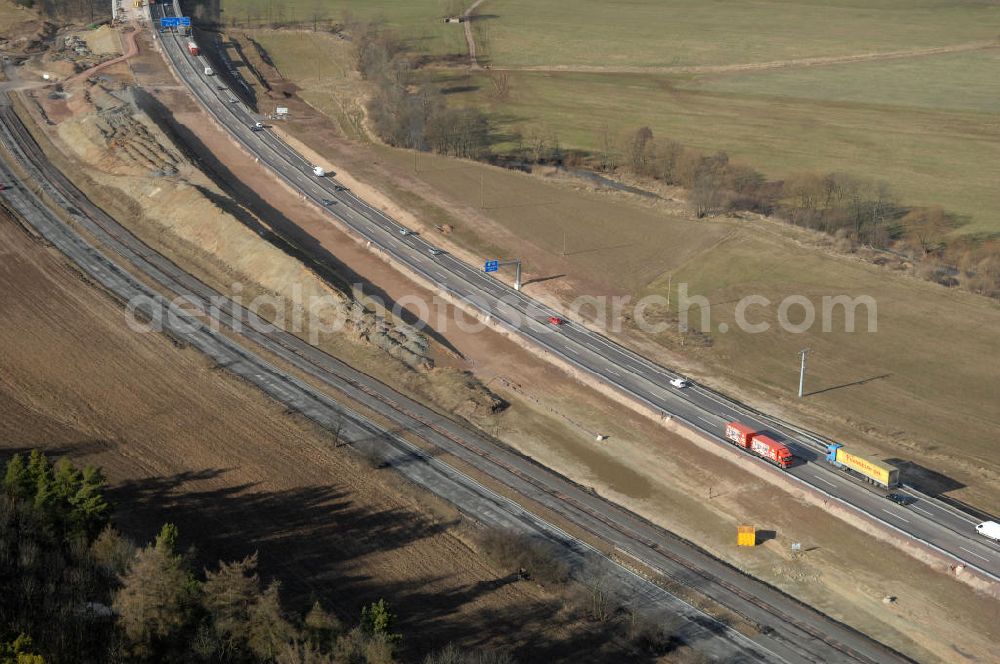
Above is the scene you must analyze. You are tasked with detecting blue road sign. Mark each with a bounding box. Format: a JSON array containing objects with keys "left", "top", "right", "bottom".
[
  {"left": 484, "top": 260, "right": 499, "bottom": 273},
  {"left": 159, "top": 17, "right": 179, "bottom": 27},
  {"left": 180, "top": 17, "right": 191, "bottom": 27}
]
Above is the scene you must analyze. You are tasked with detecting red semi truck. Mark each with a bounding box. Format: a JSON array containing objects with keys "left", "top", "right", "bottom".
[
  {"left": 724, "top": 422, "right": 793, "bottom": 469},
  {"left": 187, "top": 41, "right": 199, "bottom": 56}
]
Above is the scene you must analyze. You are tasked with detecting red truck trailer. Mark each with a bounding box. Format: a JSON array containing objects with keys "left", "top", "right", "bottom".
[
  {"left": 750, "top": 434, "right": 793, "bottom": 468},
  {"left": 724, "top": 422, "right": 754, "bottom": 447},
  {"left": 187, "top": 41, "right": 199, "bottom": 56},
  {"left": 724, "top": 422, "right": 793, "bottom": 469}
]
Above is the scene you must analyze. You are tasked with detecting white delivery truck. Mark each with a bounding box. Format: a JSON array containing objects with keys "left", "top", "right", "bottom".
[
  {"left": 312, "top": 166, "right": 326, "bottom": 177},
  {"left": 976, "top": 521, "right": 1000, "bottom": 542}
]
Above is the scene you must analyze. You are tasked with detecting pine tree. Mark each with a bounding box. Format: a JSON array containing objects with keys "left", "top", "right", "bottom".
[
  {"left": 71, "top": 466, "right": 109, "bottom": 536},
  {"left": 25, "top": 450, "right": 54, "bottom": 511},
  {"left": 304, "top": 601, "right": 341, "bottom": 650},
  {"left": 0, "top": 633, "right": 47, "bottom": 664},
  {"left": 113, "top": 526, "right": 193, "bottom": 655},
  {"left": 247, "top": 582, "right": 296, "bottom": 660},
  {"left": 25, "top": 450, "right": 50, "bottom": 487},
  {"left": 52, "top": 458, "right": 82, "bottom": 504},
  {"left": 154, "top": 523, "right": 179, "bottom": 554},
  {"left": 3, "top": 453, "right": 32, "bottom": 498},
  {"left": 360, "top": 599, "right": 401, "bottom": 645},
  {"left": 32, "top": 463, "right": 56, "bottom": 515},
  {"left": 202, "top": 553, "right": 261, "bottom": 652}
]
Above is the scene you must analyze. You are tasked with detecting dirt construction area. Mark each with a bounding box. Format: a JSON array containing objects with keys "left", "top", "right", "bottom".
[{"left": 1, "top": 11, "right": 998, "bottom": 663}]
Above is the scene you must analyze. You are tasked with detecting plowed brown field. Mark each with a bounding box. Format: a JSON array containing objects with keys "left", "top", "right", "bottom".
[{"left": 0, "top": 211, "right": 622, "bottom": 661}]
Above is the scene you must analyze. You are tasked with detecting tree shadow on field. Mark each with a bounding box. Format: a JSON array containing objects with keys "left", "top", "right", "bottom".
[
  {"left": 103, "top": 467, "right": 657, "bottom": 662},
  {"left": 105, "top": 468, "right": 447, "bottom": 604},
  {"left": 133, "top": 88, "right": 465, "bottom": 359},
  {"left": 0, "top": 440, "right": 116, "bottom": 463},
  {"left": 441, "top": 85, "right": 481, "bottom": 95},
  {"left": 522, "top": 274, "right": 565, "bottom": 288},
  {"left": 564, "top": 241, "right": 636, "bottom": 257},
  {"left": 804, "top": 373, "right": 892, "bottom": 397}
]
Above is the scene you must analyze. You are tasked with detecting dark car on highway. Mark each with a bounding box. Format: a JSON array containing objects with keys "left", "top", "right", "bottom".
[{"left": 885, "top": 493, "right": 914, "bottom": 506}]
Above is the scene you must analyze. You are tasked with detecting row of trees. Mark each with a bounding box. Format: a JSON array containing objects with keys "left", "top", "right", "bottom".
[
  {"left": 0, "top": 451, "right": 513, "bottom": 664},
  {"left": 608, "top": 126, "right": 1000, "bottom": 298},
  {"left": 355, "top": 23, "right": 493, "bottom": 159},
  {"left": 111, "top": 526, "right": 404, "bottom": 664}
]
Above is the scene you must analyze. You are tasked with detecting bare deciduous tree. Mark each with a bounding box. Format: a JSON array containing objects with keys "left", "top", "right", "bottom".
[
  {"left": 624, "top": 126, "right": 654, "bottom": 175},
  {"left": 902, "top": 206, "right": 950, "bottom": 256},
  {"left": 691, "top": 173, "right": 724, "bottom": 218}
]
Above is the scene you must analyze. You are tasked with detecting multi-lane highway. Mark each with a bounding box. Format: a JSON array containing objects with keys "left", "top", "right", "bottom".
[
  {"left": 0, "top": 85, "right": 922, "bottom": 663},
  {"left": 148, "top": 1, "right": 1000, "bottom": 584}
]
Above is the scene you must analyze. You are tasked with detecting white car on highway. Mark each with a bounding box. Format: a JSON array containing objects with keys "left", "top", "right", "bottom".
[{"left": 670, "top": 377, "right": 691, "bottom": 389}]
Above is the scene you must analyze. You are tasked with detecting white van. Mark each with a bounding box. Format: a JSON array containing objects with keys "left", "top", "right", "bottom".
[{"left": 975, "top": 521, "right": 1000, "bottom": 542}]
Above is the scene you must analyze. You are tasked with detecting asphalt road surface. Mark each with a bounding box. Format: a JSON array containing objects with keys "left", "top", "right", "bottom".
[
  {"left": 0, "top": 82, "right": 918, "bottom": 663},
  {"left": 149, "top": 4, "right": 1000, "bottom": 585}
]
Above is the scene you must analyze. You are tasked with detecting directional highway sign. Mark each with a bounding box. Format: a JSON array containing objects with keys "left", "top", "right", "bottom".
[
  {"left": 484, "top": 260, "right": 499, "bottom": 273},
  {"left": 159, "top": 17, "right": 179, "bottom": 27},
  {"left": 180, "top": 17, "right": 191, "bottom": 26}
]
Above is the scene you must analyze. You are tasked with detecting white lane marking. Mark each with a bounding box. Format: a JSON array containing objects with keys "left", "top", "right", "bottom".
[
  {"left": 911, "top": 505, "right": 934, "bottom": 517},
  {"left": 959, "top": 546, "right": 991, "bottom": 562},
  {"left": 815, "top": 477, "right": 837, "bottom": 488},
  {"left": 881, "top": 508, "right": 910, "bottom": 523},
  {"left": 608, "top": 369, "right": 621, "bottom": 377},
  {"left": 435, "top": 272, "right": 447, "bottom": 280},
  {"left": 564, "top": 346, "right": 579, "bottom": 356},
  {"left": 697, "top": 416, "right": 716, "bottom": 426}
]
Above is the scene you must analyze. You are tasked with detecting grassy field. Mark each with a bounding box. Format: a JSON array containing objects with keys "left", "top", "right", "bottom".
[
  {"left": 239, "top": 0, "right": 1000, "bottom": 233},
  {"left": 218, "top": 0, "right": 467, "bottom": 56},
  {"left": 642, "top": 226, "right": 1000, "bottom": 493},
  {"left": 458, "top": 57, "right": 1000, "bottom": 234},
  {"left": 690, "top": 49, "right": 1000, "bottom": 113},
  {"left": 475, "top": 0, "right": 1000, "bottom": 68}
]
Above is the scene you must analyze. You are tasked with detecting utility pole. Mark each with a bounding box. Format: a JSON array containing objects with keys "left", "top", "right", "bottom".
[
  {"left": 480, "top": 172, "right": 485, "bottom": 209},
  {"left": 494, "top": 259, "right": 522, "bottom": 290},
  {"left": 798, "top": 348, "right": 811, "bottom": 398}
]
